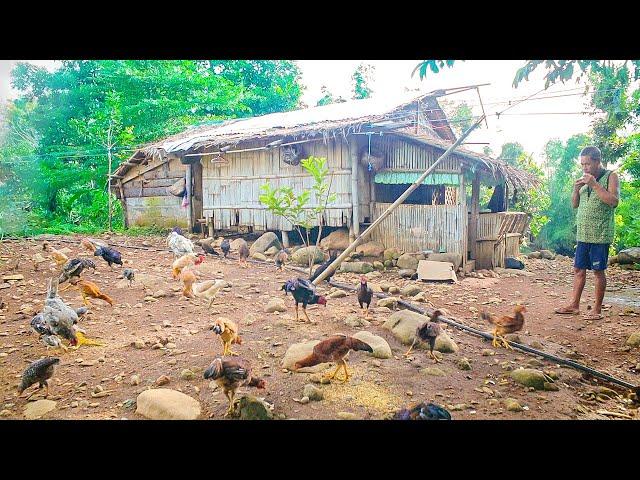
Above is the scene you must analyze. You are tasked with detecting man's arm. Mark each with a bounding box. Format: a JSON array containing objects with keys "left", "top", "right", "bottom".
[
  {"left": 572, "top": 180, "right": 583, "bottom": 209},
  {"left": 590, "top": 172, "right": 620, "bottom": 207}
]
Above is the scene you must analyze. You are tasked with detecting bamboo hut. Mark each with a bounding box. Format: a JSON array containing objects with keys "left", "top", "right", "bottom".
[{"left": 111, "top": 92, "right": 537, "bottom": 269}]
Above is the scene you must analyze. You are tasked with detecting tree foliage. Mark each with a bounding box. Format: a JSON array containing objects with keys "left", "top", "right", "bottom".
[
  {"left": 412, "top": 60, "right": 457, "bottom": 80},
  {"left": 351, "top": 63, "right": 375, "bottom": 99}
]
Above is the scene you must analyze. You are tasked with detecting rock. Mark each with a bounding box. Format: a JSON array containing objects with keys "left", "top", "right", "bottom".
[
  {"left": 388, "top": 286, "right": 400, "bottom": 294},
  {"left": 344, "top": 315, "right": 370, "bottom": 328},
  {"left": 180, "top": 369, "right": 195, "bottom": 380},
  {"left": 250, "top": 252, "right": 267, "bottom": 262},
  {"left": 356, "top": 241, "right": 385, "bottom": 258},
  {"left": 505, "top": 257, "right": 525, "bottom": 270},
  {"left": 299, "top": 396, "right": 310, "bottom": 404},
  {"left": 398, "top": 269, "right": 416, "bottom": 278},
  {"left": 481, "top": 349, "right": 495, "bottom": 356},
  {"left": 336, "top": 412, "right": 358, "bottom": 420},
  {"left": 618, "top": 247, "right": 640, "bottom": 264},
  {"left": 530, "top": 341, "right": 544, "bottom": 350},
  {"left": 527, "top": 251, "right": 542, "bottom": 259},
  {"left": 135, "top": 389, "right": 201, "bottom": 420},
  {"left": 377, "top": 297, "right": 400, "bottom": 310},
  {"left": 328, "top": 289, "right": 348, "bottom": 299},
  {"left": 510, "top": 368, "right": 547, "bottom": 390},
  {"left": 503, "top": 334, "right": 522, "bottom": 344},
  {"left": 340, "top": 261, "right": 374, "bottom": 274},
  {"left": 626, "top": 332, "right": 640, "bottom": 347},
  {"left": 249, "top": 232, "right": 282, "bottom": 256},
  {"left": 383, "top": 260, "right": 394, "bottom": 268},
  {"left": 421, "top": 367, "right": 446, "bottom": 376},
  {"left": 373, "top": 261, "right": 385, "bottom": 271},
  {"left": 425, "top": 253, "right": 463, "bottom": 270},
  {"left": 434, "top": 332, "right": 458, "bottom": 353},
  {"left": 236, "top": 395, "right": 273, "bottom": 420},
  {"left": 456, "top": 358, "right": 472, "bottom": 371},
  {"left": 526, "top": 358, "right": 545, "bottom": 367},
  {"left": 132, "top": 340, "right": 146, "bottom": 349},
  {"left": 397, "top": 253, "right": 419, "bottom": 270},
  {"left": 505, "top": 398, "right": 524, "bottom": 412},
  {"left": 383, "top": 248, "right": 402, "bottom": 261},
  {"left": 282, "top": 340, "right": 327, "bottom": 372},
  {"left": 543, "top": 382, "right": 559, "bottom": 391},
  {"left": 155, "top": 375, "right": 171, "bottom": 386},
  {"left": 230, "top": 238, "right": 246, "bottom": 251},
  {"left": 412, "top": 292, "right": 428, "bottom": 303},
  {"left": 2, "top": 274, "right": 24, "bottom": 281},
  {"left": 291, "top": 246, "right": 325, "bottom": 266},
  {"left": 264, "top": 246, "right": 279, "bottom": 257},
  {"left": 368, "top": 282, "right": 383, "bottom": 293},
  {"left": 400, "top": 284, "right": 422, "bottom": 297},
  {"left": 23, "top": 399, "right": 57, "bottom": 419},
  {"left": 539, "top": 249, "right": 556, "bottom": 260},
  {"left": 384, "top": 310, "right": 426, "bottom": 344},
  {"left": 303, "top": 384, "right": 324, "bottom": 401},
  {"left": 266, "top": 298, "right": 288, "bottom": 313},
  {"left": 130, "top": 375, "right": 141, "bottom": 386},
  {"left": 320, "top": 229, "right": 350, "bottom": 250},
  {"left": 352, "top": 331, "right": 392, "bottom": 359}
]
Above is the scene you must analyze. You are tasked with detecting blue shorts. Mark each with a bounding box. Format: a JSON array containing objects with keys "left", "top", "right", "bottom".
[{"left": 574, "top": 242, "right": 610, "bottom": 271}]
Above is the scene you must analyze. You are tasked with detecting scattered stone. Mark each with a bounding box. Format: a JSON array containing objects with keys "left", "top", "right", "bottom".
[
  {"left": 373, "top": 261, "right": 385, "bottom": 271},
  {"left": 336, "top": 412, "right": 358, "bottom": 420},
  {"left": 130, "top": 375, "right": 140, "bottom": 386},
  {"left": 136, "top": 388, "right": 201, "bottom": 420},
  {"left": 356, "top": 241, "right": 385, "bottom": 258},
  {"left": 180, "top": 369, "right": 195, "bottom": 380},
  {"left": 320, "top": 229, "right": 350, "bottom": 251},
  {"left": 505, "top": 398, "right": 524, "bottom": 412},
  {"left": 155, "top": 375, "right": 171, "bottom": 386},
  {"left": 456, "top": 358, "right": 472, "bottom": 371},
  {"left": 481, "top": 349, "right": 495, "bottom": 356},
  {"left": 340, "top": 261, "right": 374, "bottom": 274},
  {"left": 266, "top": 298, "right": 288, "bottom": 313},
  {"left": 434, "top": 332, "right": 459, "bottom": 354},
  {"left": 421, "top": 367, "right": 446, "bottom": 377},
  {"left": 132, "top": 340, "right": 146, "bottom": 349},
  {"left": 23, "top": 399, "right": 57, "bottom": 419},
  {"left": 397, "top": 253, "right": 419, "bottom": 270},
  {"left": 398, "top": 269, "right": 416, "bottom": 278},
  {"left": 510, "top": 368, "right": 548, "bottom": 390},
  {"left": 626, "top": 332, "right": 640, "bottom": 348},
  {"left": 80, "top": 360, "right": 97, "bottom": 367},
  {"left": 236, "top": 395, "right": 273, "bottom": 420},
  {"left": 377, "top": 297, "right": 400, "bottom": 310},
  {"left": 303, "top": 384, "right": 324, "bottom": 401},
  {"left": 400, "top": 284, "right": 422, "bottom": 297},
  {"left": 328, "top": 289, "right": 348, "bottom": 299},
  {"left": 344, "top": 315, "right": 370, "bottom": 328}
]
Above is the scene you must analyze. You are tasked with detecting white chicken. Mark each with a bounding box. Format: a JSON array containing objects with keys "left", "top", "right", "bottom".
[
  {"left": 167, "top": 231, "right": 195, "bottom": 258},
  {"left": 191, "top": 279, "right": 229, "bottom": 308}
]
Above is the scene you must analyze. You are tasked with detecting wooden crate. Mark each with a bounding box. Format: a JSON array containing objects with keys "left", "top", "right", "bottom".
[
  {"left": 505, "top": 233, "right": 522, "bottom": 258},
  {"left": 476, "top": 238, "right": 506, "bottom": 270}
]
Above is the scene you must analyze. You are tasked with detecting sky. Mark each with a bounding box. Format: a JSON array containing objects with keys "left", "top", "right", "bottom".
[{"left": 0, "top": 60, "right": 597, "bottom": 162}]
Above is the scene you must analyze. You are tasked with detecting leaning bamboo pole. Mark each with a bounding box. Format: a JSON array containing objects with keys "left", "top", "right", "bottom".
[{"left": 312, "top": 115, "right": 485, "bottom": 286}]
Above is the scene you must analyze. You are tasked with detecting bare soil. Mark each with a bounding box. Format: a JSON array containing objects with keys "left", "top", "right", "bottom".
[{"left": 1, "top": 234, "right": 639, "bottom": 420}]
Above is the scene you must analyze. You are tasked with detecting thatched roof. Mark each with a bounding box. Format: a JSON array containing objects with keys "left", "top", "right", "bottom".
[{"left": 112, "top": 92, "right": 538, "bottom": 190}]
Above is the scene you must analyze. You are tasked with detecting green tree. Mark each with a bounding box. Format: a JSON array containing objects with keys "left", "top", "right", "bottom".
[
  {"left": 351, "top": 63, "right": 375, "bottom": 99},
  {"left": 412, "top": 60, "right": 457, "bottom": 80},
  {"left": 440, "top": 99, "right": 474, "bottom": 137}
]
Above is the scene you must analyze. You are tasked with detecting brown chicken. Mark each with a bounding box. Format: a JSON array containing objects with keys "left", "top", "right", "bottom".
[
  {"left": 294, "top": 335, "right": 373, "bottom": 382},
  {"left": 43, "top": 242, "right": 68, "bottom": 266},
  {"left": 237, "top": 239, "right": 250, "bottom": 268},
  {"left": 172, "top": 253, "right": 205, "bottom": 279},
  {"left": 481, "top": 304, "right": 527, "bottom": 350},
  {"left": 203, "top": 356, "right": 266, "bottom": 416},
  {"left": 210, "top": 317, "right": 242, "bottom": 356},
  {"left": 403, "top": 309, "right": 443, "bottom": 362},
  {"left": 180, "top": 269, "right": 197, "bottom": 298},
  {"left": 71, "top": 280, "right": 114, "bottom": 306},
  {"left": 80, "top": 238, "right": 98, "bottom": 254}
]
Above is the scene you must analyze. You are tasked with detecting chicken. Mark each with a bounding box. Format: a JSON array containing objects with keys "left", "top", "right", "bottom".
[
  {"left": 180, "top": 269, "right": 197, "bottom": 298},
  {"left": 293, "top": 334, "right": 373, "bottom": 382},
  {"left": 18, "top": 357, "right": 60, "bottom": 399},
  {"left": 220, "top": 238, "right": 231, "bottom": 258},
  {"left": 43, "top": 242, "right": 68, "bottom": 267},
  {"left": 71, "top": 280, "right": 114, "bottom": 306},
  {"left": 237, "top": 239, "right": 250, "bottom": 267},
  {"left": 58, "top": 258, "right": 96, "bottom": 286},
  {"left": 403, "top": 309, "right": 443, "bottom": 362},
  {"left": 123, "top": 268, "right": 135, "bottom": 286},
  {"left": 94, "top": 245, "right": 123, "bottom": 268},
  {"left": 80, "top": 238, "right": 98, "bottom": 254},
  {"left": 172, "top": 253, "right": 205, "bottom": 279},
  {"left": 32, "top": 252, "right": 48, "bottom": 271},
  {"left": 282, "top": 277, "right": 327, "bottom": 322},
  {"left": 41, "top": 334, "right": 65, "bottom": 350},
  {"left": 191, "top": 278, "right": 228, "bottom": 307},
  {"left": 481, "top": 304, "right": 527, "bottom": 350},
  {"left": 309, "top": 250, "right": 338, "bottom": 283},
  {"left": 275, "top": 249, "right": 289, "bottom": 271},
  {"left": 357, "top": 276, "right": 373, "bottom": 319},
  {"left": 210, "top": 317, "right": 242, "bottom": 356},
  {"left": 201, "top": 242, "right": 220, "bottom": 256},
  {"left": 203, "top": 356, "right": 265, "bottom": 416},
  {"left": 393, "top": 402, "right": 452, "bottom": 420},
  {"left": 167, "top": 231, "right": 195, "bottom": 258}
]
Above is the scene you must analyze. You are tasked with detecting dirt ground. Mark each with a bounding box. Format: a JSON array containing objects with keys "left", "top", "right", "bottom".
[{"left": 1, "top": 234, "right": 639, "bottom": 420}]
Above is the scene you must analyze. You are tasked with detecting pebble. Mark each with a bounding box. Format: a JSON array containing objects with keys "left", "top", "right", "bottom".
[
  {"left": 155, "top": 375, "right": 170, "bottom": 386},
  {"left": 130, "top": 375, "right": 141, "bottom": 386}
]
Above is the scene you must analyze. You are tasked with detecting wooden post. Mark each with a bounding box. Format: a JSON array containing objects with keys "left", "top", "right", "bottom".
[
  {"left": 312, "top": 115, "right": 485, "bottom": 286},
  {"left": 369, "top": 171, "right": 376, "bottom": 222},
  {"left": 469, "top": 170, "right": 480, "bottom": 260},
  {"left": 350, "top": 136, "right": 360, "bottom": 240},
  {"left": 208, "top": 216, "right": 214, "bottom": 238},
  {"left": 460, "top": 170, "right": 467, "bottom": 267},
  {"left": 281, "top": 230, "right": 290, "bottom": 248},
  {"left": 186, "top": 165, "right": 192, "bottom": 232},
  {"left": 117, "top": 179, "right": 128, "bottom": 229}
]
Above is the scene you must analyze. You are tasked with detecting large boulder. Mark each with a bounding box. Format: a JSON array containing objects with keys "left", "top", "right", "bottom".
[
  {"left": 23, "top": 399, "right": 57, "bottom": 419},
  {"left": 282, "top": 340, "right": 327, "bottom": 372},
  {"left": 251, "top": 252, "right": 267, "bottom": 261},
  {"left": 384, "top": 248, "right": 402, "bottom": 261},
  {"left": 236, "top": 395, "right": 273, "bottom": 420},
  {"left": 618, "top": 247, "right": 640, "bottom": 264},
  {"left": 291, "top": 246, "right": 325, "bottom": 266},
  {"left": 510, "top": 368, "right": 547, "bottom": 390},
  {"left": 249, "top": 232, "right": 282, "bottom": 256},
  {"left": 397, "top": 254, "right": 419, "bottom": 270},
  {"left": 356, "top": 241, "right": 385, "bottom": 258},
  {"left": 426, "top": 253, "right": 463, "bottom": 270},
  {"left": 352, "top": 331, "right": 392, "bottom": 359},
  {"left": 320, "top": 229, "right": 350, "bottom": 250},
  {"left": 135, "top": 389, "right": 201, "bottom": 420},
  {"left": 626, "top": 332, "right": 640, "bottom": 348},
  {"left": 340, "top": 262, "right": 374, "bottom": 274},
  {"left": 376, "top": 297, "right": 400, "bottom": 309},
  {"left": 383, "top": 310, "right": 427, "bottom": 345}
]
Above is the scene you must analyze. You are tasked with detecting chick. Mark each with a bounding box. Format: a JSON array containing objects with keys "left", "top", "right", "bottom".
[
  {"left": 123, "top": 268, "right": 135, "bottom": 287},
  {"left": 18, "top": 357, "right": 60, "bottom": 399}
]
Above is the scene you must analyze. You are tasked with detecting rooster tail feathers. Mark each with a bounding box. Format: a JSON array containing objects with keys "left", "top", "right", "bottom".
[
  {"left": 98, "top": 293, "right": 114, "bottom": 305},
  {"left": 204, "top": 358, "right": 223, "bottom": 379},
  {"left": 348, "top": 337, "right": 374, "bottom": 353}
]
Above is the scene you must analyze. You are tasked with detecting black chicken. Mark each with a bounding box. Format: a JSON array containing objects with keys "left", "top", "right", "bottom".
[
  {"left": 221, "top": 239, "right": 231, "bottom": 258},
  {"left": 282, "top": 277, "right": 327, "bottom": 322},
  {"left": 18, "top": 357, "right": 60, "bottom": 398},
  {"left": 357, "top": 276, "right": 374, "bottom": 319},
  {"left": 393, "top": 402, "right": 452, "bottom": 420},
  {"left": 201, "top": 242, "right": 220, "bottom": 256},
  {"left": 94, "top": 245, "right": 123, "bottom": 268},
  {"left": 403, "top": 309, "right": 443, "bottom": 363},
  {"left": 309, "top": 250, "right": 338, "bottom": 283},
  {"left": 58, "top": 258, "right": 96, "bottom": 285}
]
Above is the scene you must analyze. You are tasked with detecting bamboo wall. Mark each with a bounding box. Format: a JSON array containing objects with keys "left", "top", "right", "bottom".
[{"left": 201, "top": 138, "right": 355, "bottom": 231}]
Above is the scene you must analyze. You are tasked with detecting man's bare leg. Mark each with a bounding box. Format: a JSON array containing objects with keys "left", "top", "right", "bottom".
[
  {"left": 593, "top": 270, "right": 606, "bottom": 315},
  {"left": 555, "top": 267, "right": 586, "bottom": 314}
]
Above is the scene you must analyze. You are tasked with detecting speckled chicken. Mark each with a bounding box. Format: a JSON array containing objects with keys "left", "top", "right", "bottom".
[
  {"left": 403, "top": 309, "right": 443, "bottom": 363},
  {"left": 58, "top": 258, "right": 96, "bottom": 286},
  {"left": 167, "top": 231, "right": 195, "bottom": 258},
  {"left": 393, "top": 402, "right": 451, "bottom": 420},
  {"left": 210, "top": 318, "right": 242, "bottom": 356},
  {"left": 18, "top": 357, "right": 60, "bottom": 398},
  {"left": 203, "top": 356, "right": 266, "bottom": 416},
  {"left": 123, "top": 268, "right": 135, "bottom": 286}
]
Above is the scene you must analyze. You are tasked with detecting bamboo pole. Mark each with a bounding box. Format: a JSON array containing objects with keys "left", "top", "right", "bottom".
[{"left": 312, "top": 115, "right": 485, "bottom": 286}]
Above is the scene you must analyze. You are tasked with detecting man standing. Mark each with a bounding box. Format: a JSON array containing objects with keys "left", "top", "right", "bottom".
[{"left": 555, "top": 146, "right": 619, "bottom": 320}]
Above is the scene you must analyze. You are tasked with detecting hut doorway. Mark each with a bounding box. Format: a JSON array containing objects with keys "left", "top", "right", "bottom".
[{"left": 190, "top": 162, "right": 204, "bottom": 233}]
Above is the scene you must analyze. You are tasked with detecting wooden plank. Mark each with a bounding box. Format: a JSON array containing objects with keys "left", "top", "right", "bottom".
[{"left": 469, "top": 171, "right": 480, "bottom": 259}]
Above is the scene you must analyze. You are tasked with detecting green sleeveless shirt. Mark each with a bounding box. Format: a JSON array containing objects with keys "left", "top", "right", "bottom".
[{"left": 575, "top": 169, "right": 615, "bottom": 244}]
